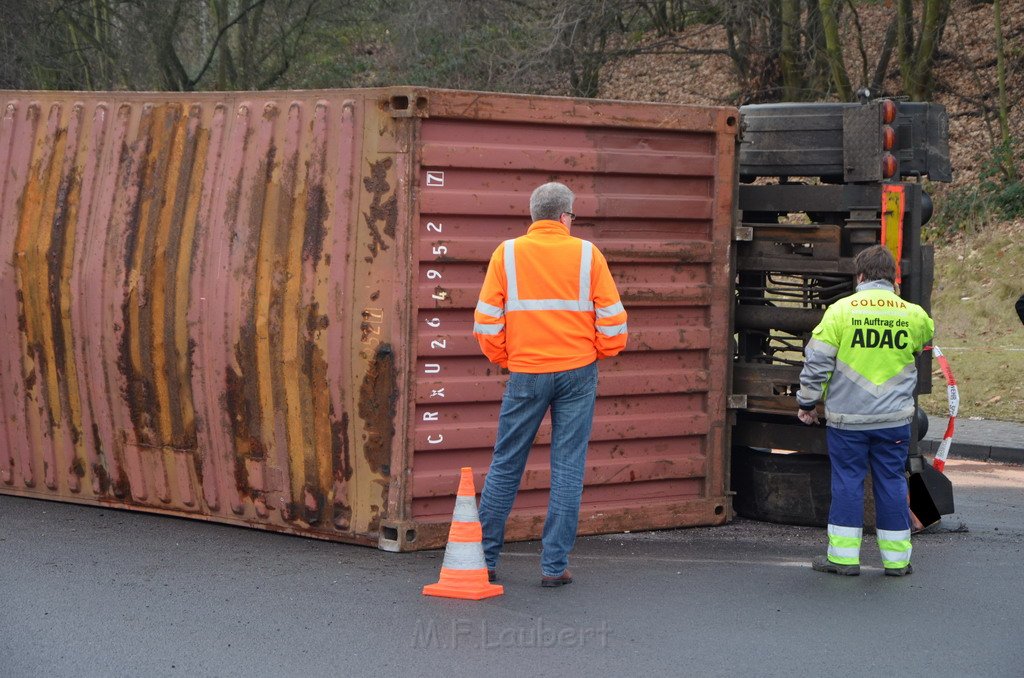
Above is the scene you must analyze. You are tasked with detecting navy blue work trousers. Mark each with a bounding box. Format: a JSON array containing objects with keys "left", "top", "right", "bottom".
[{"left": 826, "top": 424, "right": 911, "bottom": 532}]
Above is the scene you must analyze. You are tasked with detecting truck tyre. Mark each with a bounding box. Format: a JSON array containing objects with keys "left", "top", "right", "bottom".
[{"left": 730, "top": 446, "right": 832, "bottom": 527}]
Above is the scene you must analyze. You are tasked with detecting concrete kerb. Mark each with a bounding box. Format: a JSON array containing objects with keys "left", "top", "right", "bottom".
[{"left": 921, "top": 415, "right": 1024, "bottom": 466}]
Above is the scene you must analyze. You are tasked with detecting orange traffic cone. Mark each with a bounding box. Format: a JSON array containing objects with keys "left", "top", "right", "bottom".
[{"left": 422, "top": 467, "right": 504, "bottom": 600}]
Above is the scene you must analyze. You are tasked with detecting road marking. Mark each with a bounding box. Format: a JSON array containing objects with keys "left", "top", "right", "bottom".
[{"left": 501, "top": 552, "right": 811, "bottom": 568}]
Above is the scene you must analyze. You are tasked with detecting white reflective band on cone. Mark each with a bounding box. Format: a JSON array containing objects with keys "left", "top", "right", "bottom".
[
  {"left": 442, "top": 541, "right": 487, "bottom": 570},
  {"left": 452, "top": 496, "right": 480, "bottom": 522}
]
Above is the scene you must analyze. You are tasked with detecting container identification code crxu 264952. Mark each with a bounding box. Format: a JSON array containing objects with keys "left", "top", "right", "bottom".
[{"left": 424, "top": 220, "right": 448, "bottom": 446}]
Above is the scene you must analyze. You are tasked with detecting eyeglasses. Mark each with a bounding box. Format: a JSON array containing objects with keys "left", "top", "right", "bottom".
[{"left": 563, "top": 212, "right": 576, "bottom": 220}]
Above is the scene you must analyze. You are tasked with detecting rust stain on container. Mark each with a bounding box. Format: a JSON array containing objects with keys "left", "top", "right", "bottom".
[{"left": 0, "top": 87, "right": 736, "bottom": 550}]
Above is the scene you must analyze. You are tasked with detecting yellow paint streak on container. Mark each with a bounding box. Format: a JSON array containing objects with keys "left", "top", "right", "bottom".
[
  {"left": 174, "top": 110, "right": 206, "bottom": 446},
  {"left": 57, "top": 105, "right": 88, "bottom": 491},
  {"left": 126, "top": 106, "right": 155, "bottom": 443},
  {"left": 150, "top": 107, "right": 188, "bottom": 500},
  {"left": 253, "top": 112, "right": 282, "bottom": 505},
  {"left": 284, "top": 129, "right": 312, "bottom": 518},
  {"left": 151, "top": 106, "right": 187, "bottom": 446},
  {"left": 17, "top": 107, "right": 63, "bottom": 481},
  {"left": 310, "top": 105, "right": 335, "bottom": 509}
]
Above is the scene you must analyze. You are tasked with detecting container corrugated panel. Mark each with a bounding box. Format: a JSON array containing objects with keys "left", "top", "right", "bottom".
[{"left": 0, "top": 88, "right": 737, "bottom": 550}]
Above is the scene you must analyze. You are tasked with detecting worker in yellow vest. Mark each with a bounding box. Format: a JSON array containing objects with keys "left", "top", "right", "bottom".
[{"left": 797, "top": 245, "right": 934, "bottom": 577}]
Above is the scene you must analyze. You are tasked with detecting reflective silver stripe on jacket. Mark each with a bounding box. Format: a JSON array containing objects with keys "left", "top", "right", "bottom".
[
  {"left": 473, "top": 323, "right": 503, "bottom": 335},
  {"left": 806, "top": 337, "right": 838, "bottom": 358},
  {"left": 579, "top": 240, "right": 593, "bottom": 303},
  {"left": 504, "top": 239, "right": 518, "bottom": 300},
  {"left": 797, "top": 338, "right": 839, "bottom": 406},
  {"left": 822, "top": 358, "right": 918, "bottom": 429},
  {"left": 597, "top": 323, "right": 628, "bottom": 336},
  {"left": 596, "top": 301, "right": 625, "bottom": 318},
  {"left": 442, "top": 541, "right": 486, "bottom": 570},
  {"left": 824, "top": 407, "right": 916, "bottom": 426},
  {"left": 502, "top": 237, "right": 596, "bottom": 313},
  {"left": 507, "top": 299, "right": 594, "bottom": 312},
  {"left": 834, "top": 361, "right": 917, "bottom": 398},
  {"left": 476, "top": 300, "right": 504, "bottom": 318}
]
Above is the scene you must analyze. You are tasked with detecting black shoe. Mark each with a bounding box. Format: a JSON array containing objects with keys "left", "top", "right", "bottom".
[
  {"left": 487, "top": 568, "right": 497, "bottom": 583},
  {"left": 811, "top": 555, "right": 860, "bottom": 576},
  {"left": 541, "top": 570, "right": 573, "bottom": 587}
]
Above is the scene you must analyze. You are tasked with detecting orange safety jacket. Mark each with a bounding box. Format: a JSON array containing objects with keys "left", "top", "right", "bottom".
[{"left": 473, "top": 220, "right": 628, "bottom": 373}]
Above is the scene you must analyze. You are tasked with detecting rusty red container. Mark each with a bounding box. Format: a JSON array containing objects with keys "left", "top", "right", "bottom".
[{"left": 0, "top": 87, "right": 738, "bottom": 550}]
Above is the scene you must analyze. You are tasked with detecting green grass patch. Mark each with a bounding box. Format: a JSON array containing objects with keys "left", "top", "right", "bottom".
[
  {"left": 929, "top": 139, "right": 1024, "bottom": 238},
  {"left": 920, "top": 220, "right": 1024, "bottom": 422}
]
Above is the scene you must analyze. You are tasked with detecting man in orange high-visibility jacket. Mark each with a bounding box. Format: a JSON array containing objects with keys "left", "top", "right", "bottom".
[{"left": 473, "top": 181, "right": 627, "bottom": 588}]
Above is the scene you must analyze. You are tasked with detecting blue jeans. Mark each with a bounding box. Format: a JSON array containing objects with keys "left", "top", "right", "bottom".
[
  {"left": 479, "top": 361, "right": 598, "bottom": 577},
  {"left": 826, "top": 424, "right": 911, "bottom": 532}
]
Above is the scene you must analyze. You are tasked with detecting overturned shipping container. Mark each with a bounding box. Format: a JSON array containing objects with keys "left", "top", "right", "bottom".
[{"left": 0, "top": 88, "right": 738, "bottom": 550}]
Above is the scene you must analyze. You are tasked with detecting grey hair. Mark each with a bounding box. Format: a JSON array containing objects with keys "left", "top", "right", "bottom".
[{"left": 529, "top": 182, "right": 574, "bottom": 222}]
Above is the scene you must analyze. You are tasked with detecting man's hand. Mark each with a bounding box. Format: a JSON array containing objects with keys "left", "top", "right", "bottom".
[{"left": 797, "top": 408, "right": 819, "bottom": 425}]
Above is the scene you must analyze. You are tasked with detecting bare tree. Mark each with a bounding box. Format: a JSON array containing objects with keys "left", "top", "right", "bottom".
[
  {"left": 144, "top": 0, "right": 327, "bottom": 91},
  {"left": 721, "top": 0, "right": 783, "bottom": 102},
  {"left": 897, "top": 0, "right": 950, "bottom": 101},
  {"left": 817, "top": 0, "right": 851, "bottom": 100},
  {"left": 992, "top": 0, "right": 1017, "bottom": 181},
  {"left": 0, "top": 0, "right": 337, "bottom": 91},
  {"left": 779, "top": 0, "right": 801, "bottom": 99}
]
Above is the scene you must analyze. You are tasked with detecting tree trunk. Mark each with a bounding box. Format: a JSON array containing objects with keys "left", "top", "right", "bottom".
[
  {"left": 896, "top": 0, "right": 915, "bottom": 94},
  {"left": 897, "top": 0, "right": 949, "bottom": 101},
  {"left": 818, "top": 0, "right": 851, "bottom": 100},
  {"left": 780, "top": 0, "right": 802, "bottom": 100},
  {"left": 993, "top": 0, "right": 1016, "bottom": 180},
  {"left": 910, "top": 0, "right": 949, "bottom": 100},
  {"left": 806, "top": 0, "right": 832, "bottom": 95},
  {"left": 870, "top": 20, "right": 897, "bottom": 95}
]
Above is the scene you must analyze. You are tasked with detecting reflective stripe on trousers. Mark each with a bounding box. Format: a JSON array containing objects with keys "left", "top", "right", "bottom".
[
  {"left": 877, "top": 528, "right": 912, "bottom": 568},
  {"left": 827, "top": 524, "right": 863, "bottom": 565}
]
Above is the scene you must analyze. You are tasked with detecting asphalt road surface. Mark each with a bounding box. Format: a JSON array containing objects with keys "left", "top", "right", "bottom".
[{"left": 2, "top": 458, "right": 1022, "bottom": 678}]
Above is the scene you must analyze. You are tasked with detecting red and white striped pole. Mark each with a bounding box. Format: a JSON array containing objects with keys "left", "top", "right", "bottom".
[{"left": 925, "top": 344, "right": 958, "bottom": 472}]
